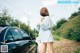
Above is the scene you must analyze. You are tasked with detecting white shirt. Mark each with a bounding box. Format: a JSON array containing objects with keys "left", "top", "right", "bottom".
[{"left": 38, "top": 16, "right": 54, "bottom": 43}]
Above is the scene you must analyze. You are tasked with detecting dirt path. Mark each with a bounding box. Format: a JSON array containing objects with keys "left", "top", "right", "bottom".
[
  {"left": 37, "top": 38, "right": 80, "bottom": 53},
  {"left": 53, "top": 38, "right": 80, "bottom": 53}
]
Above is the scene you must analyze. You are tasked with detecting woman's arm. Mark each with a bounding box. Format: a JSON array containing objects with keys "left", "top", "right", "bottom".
[
  {"left": 41, "top": 17, "right": 53, "bottom": 31},
  {"left": 36, "top": 19, "right": 42, "bottom": 31},
  {"left": 45, "top": 17, "right": 52, "bottom": 30},
  {"left": 37, "top": 24, "right": 40, "bottom": 31}
]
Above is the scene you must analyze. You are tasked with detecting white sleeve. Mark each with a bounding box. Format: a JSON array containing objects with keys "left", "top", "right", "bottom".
[
  {"left": 49, "top": 17, "right": 53, "bottom": 27},
  {"left": 36, "top": 24, "right": 40, "bottom": 31},
  {"left": 41, "top": 17, "right": 53, "bottom": 31},
  {"left": 46, "top": 17, "right": 53, "bottom": 29}
]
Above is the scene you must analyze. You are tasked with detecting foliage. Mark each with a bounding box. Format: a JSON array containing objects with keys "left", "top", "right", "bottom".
[
  {"left": 56, "top": 18, "right": 67, "bottom": 29},
  {"left": 69, "top": 12, "right": 78, "bottom": 19},
  {"left": 69, "top": 7, "right": 80, "bottom": 19},
  {"left": 11, "top": 20, "right": 21, "bottom": 27},
  {"left": 53, "top": 35, "right": 61, "bottom": 41},
  {"left": 52, "top": 25, "right": 57, "bottom": 31},
  {"left": 33, "top": 29, "right": 38, "bottom": 38},
  {"left": 59, "top": 15, "right": 80, "bottom": 42},
  {"left": 0, "top": 9, "right": 13, "bottom": 25},
  {"left": 54, "top": 7, "right": 80, "bottom": 42},
  {"left": 73, "top": 49, "right": 80, "bottom": 53}
]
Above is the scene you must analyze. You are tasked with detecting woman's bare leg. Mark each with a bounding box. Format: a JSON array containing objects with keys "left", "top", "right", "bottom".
[
  {"left": 47, "top": 42, "right": 54, "bottom": 53},
  {"left": 39, "top": 43, "right": 47, "bottom": 53}
]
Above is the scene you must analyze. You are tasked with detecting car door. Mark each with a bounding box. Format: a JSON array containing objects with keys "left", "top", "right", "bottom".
[
  {"left": 5, "top": 29, "right": 17, "bottom": 53},
  {"left": 18, "top": 29, "right": 34, "bottom": 53},
  {"left": 18, "top": 29, "right": 37, "bottom": 53},
  {"left": 5, "top": 28, "right": 25, "bottom": 53}
]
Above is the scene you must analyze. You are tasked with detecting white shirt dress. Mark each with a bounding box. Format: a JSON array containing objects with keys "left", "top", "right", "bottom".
[{"left": 37, "top": 16, "right": 54, "bottom": 43}]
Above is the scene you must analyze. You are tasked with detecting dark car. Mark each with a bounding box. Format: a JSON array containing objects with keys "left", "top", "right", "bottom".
[{"left": 0, "top": 25, "right": 37, "bottom": 53}]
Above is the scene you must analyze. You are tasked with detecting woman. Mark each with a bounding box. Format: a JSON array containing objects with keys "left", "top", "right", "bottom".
[{"left": 37, "top": 7, "right": 54, "bottom": 53}]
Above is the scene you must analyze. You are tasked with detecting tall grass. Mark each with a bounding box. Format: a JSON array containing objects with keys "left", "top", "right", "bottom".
[
  {"left": 53, "top": 35, "right": 61, "bottom": 41},
  {"left": 73, "top": 49, "right": 80, "bottom": 53}
]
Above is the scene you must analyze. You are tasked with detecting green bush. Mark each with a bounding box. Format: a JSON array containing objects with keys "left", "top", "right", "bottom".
[
  {"left": 55, "top": 15, "right": 80, "bottom": 42},
  {"left": 53, "top": 35, "right": 61, "bottom": 41},
  {"left": 73, "top": 49, "right": 80, "bottom": 53}
]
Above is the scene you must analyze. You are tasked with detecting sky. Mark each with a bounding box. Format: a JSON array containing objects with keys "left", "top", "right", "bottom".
[{"left": 0, "top": 0, "right": 80, "bottom": 29}]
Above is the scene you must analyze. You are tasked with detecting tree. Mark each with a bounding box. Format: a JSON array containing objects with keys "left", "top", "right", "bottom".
[
  {"left": 33, "top": 28, "right": 38, "bottom": 37},
  {"left": 56, "top": 18, "right": 67, "bottom": 29},
  {"left": 79, "top": 7, "right": 80, "bottom": 10},
  {"left": 69, "top": 12, "right": 78, "bottom": 19},
  {"left": 69, "top": 7, "right": 80, "bottom": 19},
  {"left": 78, "top": 7, "right": 80, "bottom": 14},
  {"left": 11, "top": 19, "right": 21, "bottom": 27},
  {"left": 0, "top": 9, "right": 12, "bottom": 25}
]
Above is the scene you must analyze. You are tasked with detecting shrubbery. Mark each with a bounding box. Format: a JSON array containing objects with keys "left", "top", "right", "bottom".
[
  {"left": 55, "top": 15, "right": 80, "bottom": 42},
  {"left": 54, "top": 7, "right": 80, "bottom": 42}
]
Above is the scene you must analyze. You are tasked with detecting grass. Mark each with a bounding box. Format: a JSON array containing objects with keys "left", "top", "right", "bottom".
[
  {"left": 73, "top": 49, "right": 80, "bottom": 53},
  {"left": 53, "top": 35, "right": 61, "bottom": 41},
  {"left": 53, "top": 38, "right": 80, "bottom": 53}
]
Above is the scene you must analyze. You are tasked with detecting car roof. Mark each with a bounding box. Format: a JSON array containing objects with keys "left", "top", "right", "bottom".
[
  {"left": 0, "top": 26, "right": 8, "bottom": 33},
  {"left": 0, "top": 25, "right": 16, "bottom": 33},
  {"left": 0, "top": 27, "right": 4, "bottom": 33}
]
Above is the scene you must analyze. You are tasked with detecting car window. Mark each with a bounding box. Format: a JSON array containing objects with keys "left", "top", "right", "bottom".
[
  {"left": 0, "top": 28, "right": 7, "bottom": 42},
  {"left": 19, "top": 29, "right": 29, "bottom": 38},
  {"left": 5, "top": 31, "right": 14, "bottom": 42},
  {"left": 9, "top": 28, "right": 22, "bottom": 40}
]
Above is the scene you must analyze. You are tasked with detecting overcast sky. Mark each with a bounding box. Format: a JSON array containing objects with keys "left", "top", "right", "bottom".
[{"left": 0, "top": 0, "right": 80, "bottom": 29}]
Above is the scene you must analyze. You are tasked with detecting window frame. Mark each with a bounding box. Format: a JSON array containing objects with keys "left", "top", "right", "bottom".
[
  {"left": 5, "top": 30, "right": 14, "bottom": 43},
  {"left": 18, "top": 29, "right": 31, "bottom": 40},
  {"left": 6, "top": 28, "right": 23, "bottom": 41}
]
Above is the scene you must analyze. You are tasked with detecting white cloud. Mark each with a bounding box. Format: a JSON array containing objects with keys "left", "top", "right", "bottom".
[{"left": 42, "top": 0, "right": 57, "bottom": 6}]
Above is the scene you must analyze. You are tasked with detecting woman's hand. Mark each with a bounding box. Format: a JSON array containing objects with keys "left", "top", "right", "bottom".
[{"left": 37, "top": 23, "right": 40, "bottom": 31}]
